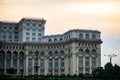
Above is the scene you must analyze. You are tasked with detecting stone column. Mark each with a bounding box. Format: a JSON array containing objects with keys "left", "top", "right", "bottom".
[
  {"left": 17, "top": 55, "right": 19, "bottom": 75},
  {"left": 76, "top": 54, "right": 79, "bottom": 75},
  {"left": 89, "top": 57, "right": 92, "bottom": 74},
  {"left": 4, "top": 57, "right": 6, "bottom": 74},
  {"left": 45, "top": 57, "right": 48, "bottom": 75},
  {"left": 58, "top": 58, "right": 60, "bottom": 75},
  {"left": 53, "top": 58, "right": 55, "bottom": 75},
  {"left": 83, "top": 56, "right": 85, "bottom": 74},
  {"left": 38, "top": 58, "right": 40, "bottom": 75},
  {"left": 25, "top": 50, "right": 28, "bottom": 75},
  {"left": 32, "top": 57, "right": 34, "bottom": 75}
]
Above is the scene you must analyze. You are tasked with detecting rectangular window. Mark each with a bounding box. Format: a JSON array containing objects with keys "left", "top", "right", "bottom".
[
  {"left": 79, "top": 57, "right": 83, "bottom": 66},
  {"left": 92, "top": 57, "right": 96, "bottom": 66},
  {"left": 85, "top": 57, "right": 89, "bottom": 66},
  {"left": 32, "top": 33, "right": 35, "bottom": 36},
  {"left": 13, "top": 59, "right": 17, "bottom": 67},
  {"left": 26, "top": 37, "right": 29, "bottom": 41},
  {"left": 61, "top": 62, "right": 64, "bottom": 67},
  {"left": 32, "top": 29, "right": 35, "bottom": 32},
  {"left": 38, "top": 33, "right": 41, "bottom": 36},
  {"left": 26, "top": 33, "right": 30, "bottom": 36},
  {"left": 0, "top": 59, "right": 4, "bottom": 68},
  {"left": 32, "top": 37, "right": 35, "bottom": 41},
  {"left": 26, "top": 28, "right": 29, "bottom": 31},
  {"left": 55, "top": 62, "right": 59, "bottom": 67},
  {"left": 38, "top": 38, "right": 41, "bottom": 41},
  {"left": 6, "top": 59, "right": 10, "bottom": 68},
  {"left": 38, "top": 29, "right": 41, "bottom": 32},
  {"left": 19, "top": 59, "right": 23, "bottom": 68},
  {"left": 49, "top": 62, "right": 53, "bottom": 67},
  {"left": 40, "top": 59, "right": 44, "bottom": 68}
]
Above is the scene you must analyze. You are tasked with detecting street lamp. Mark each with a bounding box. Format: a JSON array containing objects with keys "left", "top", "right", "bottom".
[{"left": 104, "top": 54, "right": 117, "bottom": 63}]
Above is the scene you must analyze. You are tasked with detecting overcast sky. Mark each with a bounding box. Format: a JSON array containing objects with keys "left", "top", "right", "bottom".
[{"left": 0, "top": 0, "right": 120, "bottom": 67}]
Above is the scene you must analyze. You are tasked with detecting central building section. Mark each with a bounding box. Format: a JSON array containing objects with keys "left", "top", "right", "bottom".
[{"left": 0, "top": 18, "right": 102, "bottom": 76}]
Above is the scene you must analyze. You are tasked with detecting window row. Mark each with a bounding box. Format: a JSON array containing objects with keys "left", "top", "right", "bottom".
[
  {"left": 26, "top": 22, "right": 42, "bottom": 27},
  {"left": 79, "top": 33, "right": 97, "bottom": 40},
  {"left": 79, "top": 57, "right": 96, "bottom": 67},
  {"left": 48, "top": 38, "right": 63, "bottom": 42},
  {"left": 78, "top": 49, "right": 97, "bottom": 54},
  {"left": 28, "top": 51, "right": 65, "bottom": 57}
]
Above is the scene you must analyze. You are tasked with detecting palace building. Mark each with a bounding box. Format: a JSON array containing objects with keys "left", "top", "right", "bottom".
[{"left": 0, "top": 17, "right": 102, "bottom": 75}]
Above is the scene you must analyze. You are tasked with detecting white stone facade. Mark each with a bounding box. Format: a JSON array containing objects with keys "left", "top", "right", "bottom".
[{"left": 0, "top": 18, "right": 102, "bottom": 75}]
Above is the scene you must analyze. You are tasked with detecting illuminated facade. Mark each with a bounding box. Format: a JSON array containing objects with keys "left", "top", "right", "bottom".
[{"left": 0, "top": 18, "right": 102, "bottom": 75}]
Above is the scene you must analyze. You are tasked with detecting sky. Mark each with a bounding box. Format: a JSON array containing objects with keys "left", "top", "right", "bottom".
[{"left": 0, "top": 0, "right": 120, "bottom": 67}]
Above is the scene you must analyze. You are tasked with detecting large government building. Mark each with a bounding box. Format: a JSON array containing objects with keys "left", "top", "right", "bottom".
[{"left": 0, "top": 17, "right": 102, "bottom": 76}]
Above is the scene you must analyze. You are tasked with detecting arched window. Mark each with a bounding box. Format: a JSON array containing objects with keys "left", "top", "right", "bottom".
[
  {"left": 0, "top": 51, "right": 5, "bottom": 57},
  {"left": 49, "top": 51, "right": 53, "bottom": 56},
  {"left": 19, "top": 52, "right": 24, "bottom": 58},
  {"left": 85, "top": 34, "right": 89, "bottom": 39},
  {"left": 28, "top": 51, "right": 32, "bottom": 56},
  {"left": 40, "top": 52, "right": 45, "bottom": 57},
  {"left": 79, "top": 34, "right": 83, "bottom": 39},
  {"left": 13, "top": 51, "right": 18, "bottom": 57},
  {"left": 60, "top": 38, "right": 63, "bottom": 42},
  {"left": 60, "top": 51, "right": 64, "bottom": 56},
  {"left": 48, "top": 39, "right": 52, "bottom": 42},
  {"left": 6, "top": 51, "right": 11, "bottom": 57},
  {"left": 32, "top": 23, "right": 36, "bottom": 27},
  {"left": 35, "top": 51, "right": 39, "bottom": 58},
  {"left": 55, "top": 51, "right": 59, "bottom": 56},
  {"left": 92, "top": 34, "right": 96, "bottom": 39},
  {"left": 79, "top": 49, "right": 83, "bottom": 54},
  {"left": 85, "top": 49, "right": 90, "bottom": 54},
  {"left": 92, "top": 49, "right": 97, "bottom": 54},
  {"left": 54, "top": 39, "right": 57, "bottom": 42}
]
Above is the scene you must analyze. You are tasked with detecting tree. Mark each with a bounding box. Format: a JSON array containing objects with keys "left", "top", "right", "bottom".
[
  {"left": 114, "top": 64, "right": 120, "bottom": 78},
  {"left": 104, "top": 62, "right": 115, "bottom": 79},
  {"left": 92, "top": 67, "right": 105, "bottom": 78}
]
